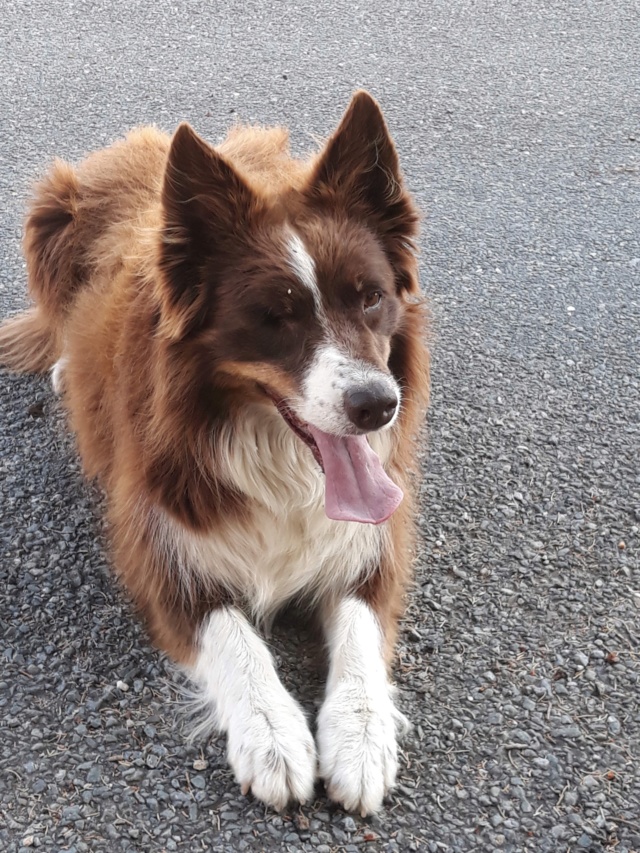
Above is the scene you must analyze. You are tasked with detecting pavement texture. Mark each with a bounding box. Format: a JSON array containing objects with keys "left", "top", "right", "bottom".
[{"left": 1, "top": 1, "right": 639, "bottom": 851}]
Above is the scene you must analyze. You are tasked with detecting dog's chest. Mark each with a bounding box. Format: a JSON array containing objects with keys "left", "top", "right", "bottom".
[
  {"left": 163, "top": 410, "right": 391, "bottom": 615},
  {"left": 169, "top": 500, "right": 385, "bottom": 616}
]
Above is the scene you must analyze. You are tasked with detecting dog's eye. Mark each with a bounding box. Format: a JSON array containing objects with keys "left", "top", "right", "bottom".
[
  {"left": 363, "top": 291, "right": 383, "bottom": 313},
  {"left": 262, "top": 308, "right": 285, "bottom": 329}
]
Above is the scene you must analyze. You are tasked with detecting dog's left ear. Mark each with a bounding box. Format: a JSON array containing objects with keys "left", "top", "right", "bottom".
[{"left": 306, "top": 92, "right": 419, "bottom": 291}]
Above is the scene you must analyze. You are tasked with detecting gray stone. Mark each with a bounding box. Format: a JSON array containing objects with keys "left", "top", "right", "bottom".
[
  {"left": 343, "top": 817, "right": 357, "bottom": 833},
  {"left": 86, "top": 765, "right": 102, "bottom": 783}
]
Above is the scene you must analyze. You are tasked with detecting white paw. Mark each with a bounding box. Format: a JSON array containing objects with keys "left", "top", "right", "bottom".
[
  {"left": 226, "top": 686, "right": 317, "bottom": 810},
  {"left": 317, "top": 679, "right": 408, "bottom": 816}
]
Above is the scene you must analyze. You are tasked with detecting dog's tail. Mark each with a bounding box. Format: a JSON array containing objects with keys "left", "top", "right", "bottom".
[
  {"left": 0, "top": 308, "right": 59, "bottom": 373},
  {"left": 24, "top": 158, "right": 85, "bottom": 321},
  {"left": 1, "top": 159, "right": 84, "bottom": 375}
]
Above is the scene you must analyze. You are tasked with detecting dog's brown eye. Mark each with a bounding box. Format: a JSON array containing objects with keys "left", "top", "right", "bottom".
[
  {"left": 262, "top": 309, "right": 285, "bottom": 329},
  {"left": 363, "top": 291, "right": 382, "bottom": 312}
]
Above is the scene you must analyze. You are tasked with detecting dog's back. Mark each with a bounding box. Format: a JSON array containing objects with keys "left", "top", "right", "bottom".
[{"left": 0, "top": 129, "right": 162, "bottom": 371}]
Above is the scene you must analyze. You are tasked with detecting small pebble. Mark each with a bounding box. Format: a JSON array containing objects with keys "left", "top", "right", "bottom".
[
  {"left": 608, "top": 716, "right": 621, "bottom": 735},
  {"left": 86, "top": 765, "right": 101, "bottom": 784}
]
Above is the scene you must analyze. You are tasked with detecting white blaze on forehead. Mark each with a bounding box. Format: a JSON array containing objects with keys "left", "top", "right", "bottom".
[{"left": 287, "top": 230, "right": 323, "bottom": 310}]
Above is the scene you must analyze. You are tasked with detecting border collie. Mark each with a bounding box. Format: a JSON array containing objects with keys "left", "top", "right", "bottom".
[{"left": 0, "top": 91, "right": 429, "bottom": 815}]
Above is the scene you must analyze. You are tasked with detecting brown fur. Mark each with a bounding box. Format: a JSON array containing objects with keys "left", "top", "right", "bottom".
[
  {"left": 0, "top": 92, "right": 429, "bottom": 671},
  {"left": 0, "top": 308, "right": 59, "bottom": 372}
]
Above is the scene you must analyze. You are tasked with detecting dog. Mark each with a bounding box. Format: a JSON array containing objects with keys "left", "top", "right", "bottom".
[{"left": 0, "top": 91, "right": 429, "bottom": 815}]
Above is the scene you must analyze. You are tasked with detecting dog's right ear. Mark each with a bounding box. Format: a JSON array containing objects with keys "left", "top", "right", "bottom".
[{"left": 158, "top": 123, "right": 257, "bottom": 339}]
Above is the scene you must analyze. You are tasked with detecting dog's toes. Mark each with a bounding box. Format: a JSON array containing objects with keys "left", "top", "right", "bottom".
[
  {"left": 229, "top": 692, "right": 317, "bottom": 811},
  {"left": 248, "top": 742, "right": 315, "bottom": 811},
  {"left": 317, "top": 679, "right": 402, "bottom": 816}
]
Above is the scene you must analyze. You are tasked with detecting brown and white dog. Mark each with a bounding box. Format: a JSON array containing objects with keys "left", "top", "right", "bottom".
[{"left": 0, "top": 92, "right": 429, "bottom": 815}]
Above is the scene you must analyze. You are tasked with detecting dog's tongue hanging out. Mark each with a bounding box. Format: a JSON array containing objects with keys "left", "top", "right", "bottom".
[{"left": 308, "top": 426, "right": 403, "bottom": 525}]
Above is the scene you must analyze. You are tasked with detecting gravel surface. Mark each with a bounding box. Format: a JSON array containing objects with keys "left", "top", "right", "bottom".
[{"left": 1, "top": 1, "right": 639, "bottom": 851}]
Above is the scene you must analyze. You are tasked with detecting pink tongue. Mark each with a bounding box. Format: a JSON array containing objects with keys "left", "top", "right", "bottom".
[{"left": 308, "top": 427, "right": 403, "bottom": 524}]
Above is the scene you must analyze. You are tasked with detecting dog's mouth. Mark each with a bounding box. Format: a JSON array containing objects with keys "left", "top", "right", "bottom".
[
  {"left": 273, "top": 397, "right": 325, "bottom": 471},
  {"left": 263, "top": 389, "right": 403, "bottom": 525}
]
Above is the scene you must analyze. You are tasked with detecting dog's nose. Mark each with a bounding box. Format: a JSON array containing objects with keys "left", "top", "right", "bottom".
[{"left": 344, "top": 385, "right": 398, "bottom": 431}]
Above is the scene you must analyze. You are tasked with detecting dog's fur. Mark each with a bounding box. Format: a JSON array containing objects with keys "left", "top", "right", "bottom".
[{"left": 0, "top": 92, "right": 429, "bottom": 814}]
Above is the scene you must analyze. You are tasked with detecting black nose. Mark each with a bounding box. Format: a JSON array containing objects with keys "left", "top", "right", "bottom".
[{"left": 344, "top": 385, "right": 398, "bottom": 432}]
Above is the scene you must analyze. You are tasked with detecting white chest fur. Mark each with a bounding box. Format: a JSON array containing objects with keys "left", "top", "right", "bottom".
[{"left": 152, "top": 405, "right": 393, "bottom": 618}]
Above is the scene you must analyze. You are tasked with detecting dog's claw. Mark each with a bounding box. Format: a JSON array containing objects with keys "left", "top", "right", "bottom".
[{"left": 240, "top": 782, "right": 250, "bottom": 796}]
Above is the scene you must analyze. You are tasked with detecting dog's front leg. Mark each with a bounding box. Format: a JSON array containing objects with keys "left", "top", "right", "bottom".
[
  {"left": 317, "top": 594, "right": 409, "bottom": 816},
  {"left": 192, "top": 607, "right": 317, "bottom": 810}
]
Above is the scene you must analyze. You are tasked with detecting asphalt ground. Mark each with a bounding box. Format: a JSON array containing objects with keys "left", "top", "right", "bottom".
[{"left": 1, "top": 1, "right": 639, "bottom": 851}]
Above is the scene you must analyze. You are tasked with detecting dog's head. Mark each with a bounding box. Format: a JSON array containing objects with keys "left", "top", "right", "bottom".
[{"left": 157, "top": 92, "right": 423, "bottom": 524}]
